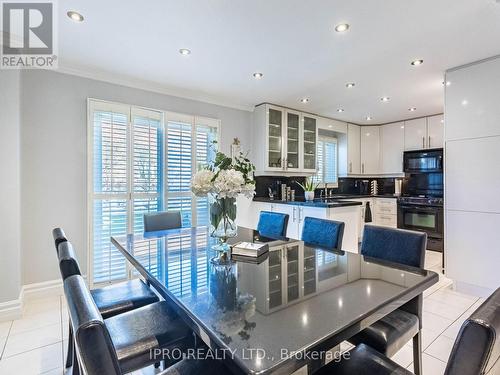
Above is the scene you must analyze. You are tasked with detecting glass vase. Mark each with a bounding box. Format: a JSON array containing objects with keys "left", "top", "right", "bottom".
[{"left": 209, "top": 194, "right": 237, "bottom": 262}]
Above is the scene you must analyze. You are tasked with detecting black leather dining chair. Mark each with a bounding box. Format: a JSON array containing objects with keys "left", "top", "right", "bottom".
[
  {"left": 52, "top": 228, "right": 160, "bottom": 369},
  {"left": 301, "top": 217, "right": 345, "bottom": 251},
  {"left": 256, "top": 210, "right": 289, "bottom": 238},
  {"left": 143, "top": 211, "right": 182, "bottom": 232},
  {"left": 64, "top": 274, "right": 192, "bottom": 375},
  {"left": 347, "top": 225, "right": 427, "bottom": 374},
  {"left": 315, "top": 287, "right": 500, "bottom": 375}
]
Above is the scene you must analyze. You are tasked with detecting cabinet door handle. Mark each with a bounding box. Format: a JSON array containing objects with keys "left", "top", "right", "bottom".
[
  {"left": 428, "top": 136, "right": 431, "bottom": 148},
  {"left": 422, "top": 136, "right": 425, "bottom": 149},
  {"left": 362, "top": 163, "right": 365, "bottom": 174},
  {"left": 349, "top": 162, "right": 352, "bottom": 173},
  {"left": 292, "top": 207, "right": 297, "bottom": 222}
]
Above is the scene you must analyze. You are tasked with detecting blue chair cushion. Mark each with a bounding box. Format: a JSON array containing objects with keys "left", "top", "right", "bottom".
[
  {"left": 257, "top": 211, "right": 289, "bottom": 238},
  {"left": 301, "top": 217, "right": 344, "bottom": 250},
  {"left": 361, "top": 225, "right": 427, "bottom": 268}
]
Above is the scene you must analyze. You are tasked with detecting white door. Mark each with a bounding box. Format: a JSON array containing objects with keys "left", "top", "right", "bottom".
[
  {"left": 347, "top": 124, "right": 361, "bottom": 174},
  {"left": 380, "top": 122, "right": 404, "bottom": 173},
  {"left": 427, "top": 115, "right": 444, "bottom": 149},
  {"left": 404, "top": 118, "right": 427, "bottom": 150},
  {"left": 360, "top": 126, "right": 380, "bottom": 174}
]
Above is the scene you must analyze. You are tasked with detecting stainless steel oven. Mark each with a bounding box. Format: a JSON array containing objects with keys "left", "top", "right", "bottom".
[
  {"left": 403, "top": 148, "right": 443, "bottom": 173},
  {"left": 397, "top": 197, "right": 444, "bottom": 252}
]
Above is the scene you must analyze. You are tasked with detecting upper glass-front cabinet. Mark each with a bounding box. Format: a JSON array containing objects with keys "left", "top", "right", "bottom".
[
  {"left": 254, "top": 104, "right": 318, "bottom": 174},
  {"left": 302, "top": 115, "right": 317, "bottom": 171},
  {"left": 285, "top": 111, "right": 300, "bottom": 170},
  {"left": 267, "top": 107, "right": 284, "bottom": 170}
]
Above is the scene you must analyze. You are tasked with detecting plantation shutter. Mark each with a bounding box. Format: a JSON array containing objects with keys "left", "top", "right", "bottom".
[
  {"left": 90, "top": 99, "right": 219, "bottom": 286},
  {"left": 313, "top": 136, "right": 338, "bottom": 185},
  {"left": 91, "top": 101, "right": 130, "bottom": 284}
]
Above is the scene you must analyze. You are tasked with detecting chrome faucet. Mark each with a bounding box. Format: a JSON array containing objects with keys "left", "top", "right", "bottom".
[{"left": 324, "top": 183, "right": 328, "bottom": 199}]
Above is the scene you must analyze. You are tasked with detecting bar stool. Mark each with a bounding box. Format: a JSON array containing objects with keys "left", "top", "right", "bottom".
[
  {"left": 256, "top": 210, "right": 289, "bottom": 238},
  {"left": 347, "top": 225, "right": 427, "bottom": 374}
]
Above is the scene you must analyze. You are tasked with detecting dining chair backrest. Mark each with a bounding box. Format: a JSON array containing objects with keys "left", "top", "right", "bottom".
[
  {"left": 445, "top": 287, "right": 500, "bottom": 375},
  {"left": 256, "top": 211, "right": 289, "bottom": 238},
  {"left": 52, "top": 227, "right": 67, "bottom": 251},
  {"left": 144, "top": 211, "right": 182, "bottom": 232},
  {"left": 301, "top": 217, "right": 345, "bottom": 250},
  {"left": 361, "top": 225, "right": 427, "bottom": 268},
  {"left": 57, "top": 241, "right": 82, "bottom": 280},
  {"left": 64, "top": 274, "right": 121, "bottom": 375}
]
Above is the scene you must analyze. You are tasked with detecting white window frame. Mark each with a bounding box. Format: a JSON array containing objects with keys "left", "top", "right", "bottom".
[{"left": 87, "top": 98, "right": 220, "bottom": 287}]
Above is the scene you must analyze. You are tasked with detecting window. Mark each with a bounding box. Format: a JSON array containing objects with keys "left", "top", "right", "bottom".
[
  {"left": 88, "top": 99, "right": 218, "bottom": 286},
  {"left": 313, "top": 136, "right": 338, "bottom": 186}
]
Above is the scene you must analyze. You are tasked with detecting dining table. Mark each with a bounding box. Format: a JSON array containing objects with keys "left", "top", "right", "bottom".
[{"left": 111, "top": 226, "right": 438, "bottom": 375}]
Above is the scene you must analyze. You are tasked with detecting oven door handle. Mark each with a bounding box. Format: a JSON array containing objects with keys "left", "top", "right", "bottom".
[{"left": 398, "top": 205, "right": 440, "bottom": 212}]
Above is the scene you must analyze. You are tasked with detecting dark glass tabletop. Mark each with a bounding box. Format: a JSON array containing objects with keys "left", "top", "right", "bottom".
[{"left": 111, "top": 226, "right": 438, "bottom": 374}]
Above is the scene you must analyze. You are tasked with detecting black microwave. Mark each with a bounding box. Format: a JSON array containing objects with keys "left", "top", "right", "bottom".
[{"left": 403, "top": 148, "right": 443, "bottom": 173}]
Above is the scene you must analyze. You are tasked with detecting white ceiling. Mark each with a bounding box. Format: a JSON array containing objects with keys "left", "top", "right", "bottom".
[{"left": 56, "top": 0, "right": 500, "bottom": 124}]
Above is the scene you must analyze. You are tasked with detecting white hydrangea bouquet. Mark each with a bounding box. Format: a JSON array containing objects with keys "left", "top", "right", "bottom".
[{"left": 191, "top": 141, "right": 255, "bottom": 259}]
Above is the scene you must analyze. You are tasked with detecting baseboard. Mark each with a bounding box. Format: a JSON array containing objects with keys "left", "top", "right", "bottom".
[
  {"left": 453, "top": 280, "right": 495, "bottom": 298},
  {"left": 22, "top": 279, "right": 63, "bottom": 302},
  {"left": 0, "top": 296, "right": 23, "bottom": 321},
  {"left": 0, "top": 276, "right": 87, "bottom": 322}
]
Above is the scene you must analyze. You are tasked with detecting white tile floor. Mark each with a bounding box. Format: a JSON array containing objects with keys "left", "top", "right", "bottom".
[{"left": 0, "top": 251, "right": 488, "bottom": 375}]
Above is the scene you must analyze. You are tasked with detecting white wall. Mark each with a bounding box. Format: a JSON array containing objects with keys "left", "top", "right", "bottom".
[
  {"left": 0, "top": 71, "right": 22, "bottom": 302},
  {"left": 444, "top": 56, "right": 500, "bottom": 295},
  {"left": 20, "top": 70, "right": 252, "bottom": 285}
]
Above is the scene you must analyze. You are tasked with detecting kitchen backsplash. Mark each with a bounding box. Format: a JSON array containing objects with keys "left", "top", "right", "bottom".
[{"left": 254, "top": 176, "right": 397, "bottom": 198}]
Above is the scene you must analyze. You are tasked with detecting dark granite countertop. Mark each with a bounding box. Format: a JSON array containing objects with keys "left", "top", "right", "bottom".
[
  {"left": 253, "top": 194, "right": 398, "bottom": 208},
  {"left": 253, "top": 197, "right": 363, "bottom": 208}
]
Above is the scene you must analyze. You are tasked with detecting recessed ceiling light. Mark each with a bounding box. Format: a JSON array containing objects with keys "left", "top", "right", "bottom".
[
  {"left": 253, "top": 72, "right": 263, "bottom": 79},
  {"left": 440, "top": 119, "right": 444, "bottom": 123},
  {"left": 179, "top": 48, "right": 191, "bottom": 55},
  {"left": 337, "top": 108, "right": 345, "bottom": 113},
  {"left": 381, "top": 97, "right": 390, "bottom": 102},
  {"left": 366, "top": 116, "right": 372, "bottom": 121},
  {"left": 67, "top": 11, "right": 84, "bottom": 22},
  {"left": 346, "top": 82, "right": 355, "bottom": 88},
  {"left": 411, "top": 59, "right": 424, "bottom": 66},
  {"left": 335, "top": 23, "right": 350, "bottom": 33},
  {"left": 300, "top": 98, "right": 309, "bottom": 103},
  {"left": 408, "top": 107, "right": 417, "bottom": 112}
]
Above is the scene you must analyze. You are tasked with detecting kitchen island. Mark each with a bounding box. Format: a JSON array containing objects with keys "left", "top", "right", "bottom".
[{"left": 236, "top": 196, "right": 363, "bottom": 253}]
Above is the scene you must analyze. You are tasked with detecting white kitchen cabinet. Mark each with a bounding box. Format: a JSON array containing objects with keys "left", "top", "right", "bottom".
[
  {"left": 404, "top": 118, "right": 427, "bottom": 150},
  {"left": 347, "top": 124, "right": 361, "bottom": 174},
  {"left": 380, "top": 122, "right": 404, "bottom": 174},
  {"left": 360, "top": 126, "right": 380, "bottom": 174},
  {"left": 427, "top": 114, "right": 444, "bottom": 149},
  {"left": 252, "top": 104, "right": 317, "bottom": 174},
  {"left": 269, "top": 203, "right": 300, "bottom": 239},
  {"left": 373, "top": 198, "right": 397, "bottom": 228}
]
